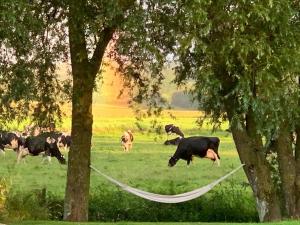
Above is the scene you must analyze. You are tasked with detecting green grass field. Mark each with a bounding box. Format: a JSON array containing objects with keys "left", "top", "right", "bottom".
[
  {"left": 1, "top": 106, "right": 255, "bottom": 224},
  {"left": 7, "top": 221, "right": 300, "bottom": 225},
  {"left": 1, "top": 107, "right": 242, "bottom": 196}
]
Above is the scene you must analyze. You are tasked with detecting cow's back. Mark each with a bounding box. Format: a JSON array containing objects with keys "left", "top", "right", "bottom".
[
  {"left": 25, "top": 136, "right": 47, "bottom": 155},
  {"left": 176, "top": 136, "right": 220, "bottom": 158}
]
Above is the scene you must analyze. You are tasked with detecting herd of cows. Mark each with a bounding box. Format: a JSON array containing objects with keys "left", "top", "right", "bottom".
[
  {"left": 121, "top": 124, "right": 221, "bottom": 167},
  {"left": 0, "top": 123, "right": 221, "bottom": 167},
  {"left": 0, "top": 124, "right": 71, "bottom": 164}
]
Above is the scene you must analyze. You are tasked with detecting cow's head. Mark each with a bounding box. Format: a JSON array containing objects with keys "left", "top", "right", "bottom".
[
  {"left": 168, "top": 156, "right": 179, "bottom": 167},
  {"left": 46, "top": 137, "right": 66, "bottom": 164}
]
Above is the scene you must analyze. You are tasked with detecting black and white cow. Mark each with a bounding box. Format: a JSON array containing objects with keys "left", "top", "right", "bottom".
[
  {"left": 0, "top": 131, "right": 24, "bottom": 155},
  {"left": 38, "top": 131, "right": 71, "bottom": 151},
  {"left": 57, "top": 133, "right": 71, "bottom": 151},
  {"left": 165, "top": 124, "right": 184, "bottom": 138},
  {"left": 18, "top": 132, "right": 66, "bottom": 164},
  {"left": 168, "top": 136, "right": 220, "bottom": 167}
]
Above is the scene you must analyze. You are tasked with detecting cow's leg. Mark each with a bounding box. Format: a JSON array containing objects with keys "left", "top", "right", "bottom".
[
  {"left": 206, "top": 149, "right": 220, "bottom": 166},
  {"left": 17, "top": 148, "right": 29, "bottom": 164},
  {"left": 0, "top": 149, "right": 5, "bottom": 157},
  {"left": 128, "top": 142, "right": 132, "bottom": 151},
  {"left": 0, "top": 145, "right": 5, "bottom": 157}
]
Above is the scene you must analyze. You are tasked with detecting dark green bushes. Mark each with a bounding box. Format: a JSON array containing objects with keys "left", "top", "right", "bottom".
[
  {"left": 88, "top": 181, "right": 258, "bottom": 222},
  {"left": 1, "top": 182, "right": 258, "bottom": 222}
]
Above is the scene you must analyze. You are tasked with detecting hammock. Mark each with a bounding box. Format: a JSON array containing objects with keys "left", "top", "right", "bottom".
[{"left": 90, "top": 164, "right": 245, "bottom": 204}]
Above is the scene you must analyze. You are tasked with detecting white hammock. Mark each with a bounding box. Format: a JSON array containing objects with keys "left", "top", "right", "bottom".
[{"left": 90, "top": 164, "right": 245, "bottom": 204}]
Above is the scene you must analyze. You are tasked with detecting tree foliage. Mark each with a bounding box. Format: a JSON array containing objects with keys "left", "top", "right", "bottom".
[{"left": 0, "top": 0, "right": 70, "bottom": 127}]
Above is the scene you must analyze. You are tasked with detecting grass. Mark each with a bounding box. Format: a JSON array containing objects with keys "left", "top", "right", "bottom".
[
  {"left": 0, "top": 119, "right": 241, "bottom": 196},
  {"left": 1, "top": 106, "right": 252, "bottom": 223},
  {"left": 7, "top": 221, "right": 300, "bottom": 225}
]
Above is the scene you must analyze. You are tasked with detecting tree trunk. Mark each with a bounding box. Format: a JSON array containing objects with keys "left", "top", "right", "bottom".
[
  {"left": 63, "top": 0, "right": 115, "bottom": 221},
  {"left": 295, "top": 126, "right": 300, "bottom": 217},
  {"left": 64, "top": 72, "right": 94, "bottom": 221},
  {"left": 274, "top": 128, "right": 296, "bottom": 218},
  {"left": 231, "top": 127, "right": 282, "bottom": 222},
  {"left": 64, "top": 0, "right": 94, "bottom": 221},
  {"left": 225, "top": 103, "right": 281, "bottom": 222}
]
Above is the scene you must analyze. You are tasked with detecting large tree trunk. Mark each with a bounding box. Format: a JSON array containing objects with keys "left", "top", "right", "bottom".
[
  {"left": 274, "top": 128, "right": 296, "bottom": 218},
  {"left": 231, "top": 127, "right": 282, "bottom": 222},
  {"left": 224, "top": 102, "right": 281, "bottom": 222},
  {"left": 295, "top": 126, "right": 300, "bottom": 217},
  {"left": 63, "top": 0, "right": 115, "bottom": 221},
  {"left": 64, "top": 72, "right": 94, "bottom": 221},
  {"left": 63, "top": 0, "right": 94, "bottom": 220}
]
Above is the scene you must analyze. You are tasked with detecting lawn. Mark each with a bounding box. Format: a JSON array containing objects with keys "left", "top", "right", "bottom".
[
  {"left": 0, "top": 107, "right": 242, "bottom": 196},
  {"left": 1, "top": 106, "right": 254, "bottom": 223},
  {"left": 7, "top": 220, "right": 300, "bottom": 225}
]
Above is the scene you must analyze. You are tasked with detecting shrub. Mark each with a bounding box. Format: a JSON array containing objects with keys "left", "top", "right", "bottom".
[
  {"left": 4, "top": 188, "right": 48, "bottom": 221},
  {"left": 2, "top": 182, "right": 258, "bottom": 222}
]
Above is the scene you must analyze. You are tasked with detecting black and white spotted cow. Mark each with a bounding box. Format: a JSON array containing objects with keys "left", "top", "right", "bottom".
[
  {"left": 168, "top": 136, "right": 220, "bottom": 167},
  {"left": 0, "top": 131, "right": 24, "bottom": 155},
  {"left": 18, "top": 132, "right": 66, "bottom": 164},
  {"left": 164, "top": 124, "right": 185, "bottom": 138},
  {"left": 57, "top": 133, "right": 71, "bottom": 151}
]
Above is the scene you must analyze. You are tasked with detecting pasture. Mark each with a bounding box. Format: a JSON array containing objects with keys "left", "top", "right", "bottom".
[{"left": 0, "top": 105, "right": 256, "bottom": 223}]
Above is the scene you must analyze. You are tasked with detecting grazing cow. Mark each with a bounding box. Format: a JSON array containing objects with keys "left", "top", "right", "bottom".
[
  {"left": 164, "top": 137, "right": 182, "bottom": 146},
  {"left": 121, "top": 130, "right": 133, "bottom": 152},
  {"left": 168, "top": 136, "right": 220, "bottom": 167},
  {"left": 165, "top": 124, "right": 184, "bottom": 138},
  {"left": 0, "top": 131, "right": 23, "bottom": 155},
  {"left": 57, "top": 133, "right": 71, "bottom": 151},
  {"left": 17, "top": 132, "right": 66, "bottom": 164}
]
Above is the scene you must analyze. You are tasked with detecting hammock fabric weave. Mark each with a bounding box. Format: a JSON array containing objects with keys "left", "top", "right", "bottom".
[{"left": 90, "top": 164, "right": 245, "bottom": 204}]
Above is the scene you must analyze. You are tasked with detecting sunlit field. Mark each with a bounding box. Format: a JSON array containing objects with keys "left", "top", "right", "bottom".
[
  {"left": 1, "top": 104, "right": 241, "bottom": 195},
  {"left": 0, "top": 104, "right": 253, "bottom": 223}
]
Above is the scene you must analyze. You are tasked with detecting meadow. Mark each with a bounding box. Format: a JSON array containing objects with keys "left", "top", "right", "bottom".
[{"left": 0, "top": 105, "right": 257, "bottom": 223}]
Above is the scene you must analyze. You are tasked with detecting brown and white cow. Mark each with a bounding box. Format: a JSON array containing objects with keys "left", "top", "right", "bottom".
[{"left": 121, "top": 130, "right": 134, "bottom": 152}]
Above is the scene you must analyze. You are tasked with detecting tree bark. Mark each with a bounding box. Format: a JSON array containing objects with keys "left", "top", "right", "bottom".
[
  {"left": 63, "top": 0, "right": 115, "bottom": 221},
  {"left": 63, "top": 0, "right": 93, "bottom": 221},
  {"left": 230, "top": 127, "right": 282, "bottom": 222},
  {"left": 274, "top": 127, "right": 296, "bottom": 218},
  {"left": 225, "top": 103, "right": 281, "bottom": 222},
  {"left": 295, "top": 126, "right": 300, "bottom": 217}
]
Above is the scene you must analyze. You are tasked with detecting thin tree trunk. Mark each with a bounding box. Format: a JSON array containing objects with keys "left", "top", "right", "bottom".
[{"left": 274, "top": 128, "right": 296, "bottom": 218}]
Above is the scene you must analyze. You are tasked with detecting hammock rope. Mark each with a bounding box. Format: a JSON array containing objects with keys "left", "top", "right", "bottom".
[{"left": 90, "top": 164, "right": 245, "bottom": 204}]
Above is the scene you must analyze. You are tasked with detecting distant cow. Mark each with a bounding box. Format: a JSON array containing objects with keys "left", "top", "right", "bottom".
[
  {"left": 57, "top": 133, "right": 71, "bottom": 151},
  {"left": 168, "top": 136, "right": 220, "bottom": 167},
  {"left": 0, "top": 131, "right": 24, "bottom": 155},
  {"left": 44, "top": 131, "right": 71, "bottom": 151},
  {"left": 164, "top": 137, "right": 182, "bottom": 146},
  {"left": 121, "top": 130, "right": 133, "bottom": 152},
  {"left": 165, "top": 124, "right": 184, "bottom": 138},
  {"left": 18, "top": 132, "right": 66, "bottom": 164}
]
